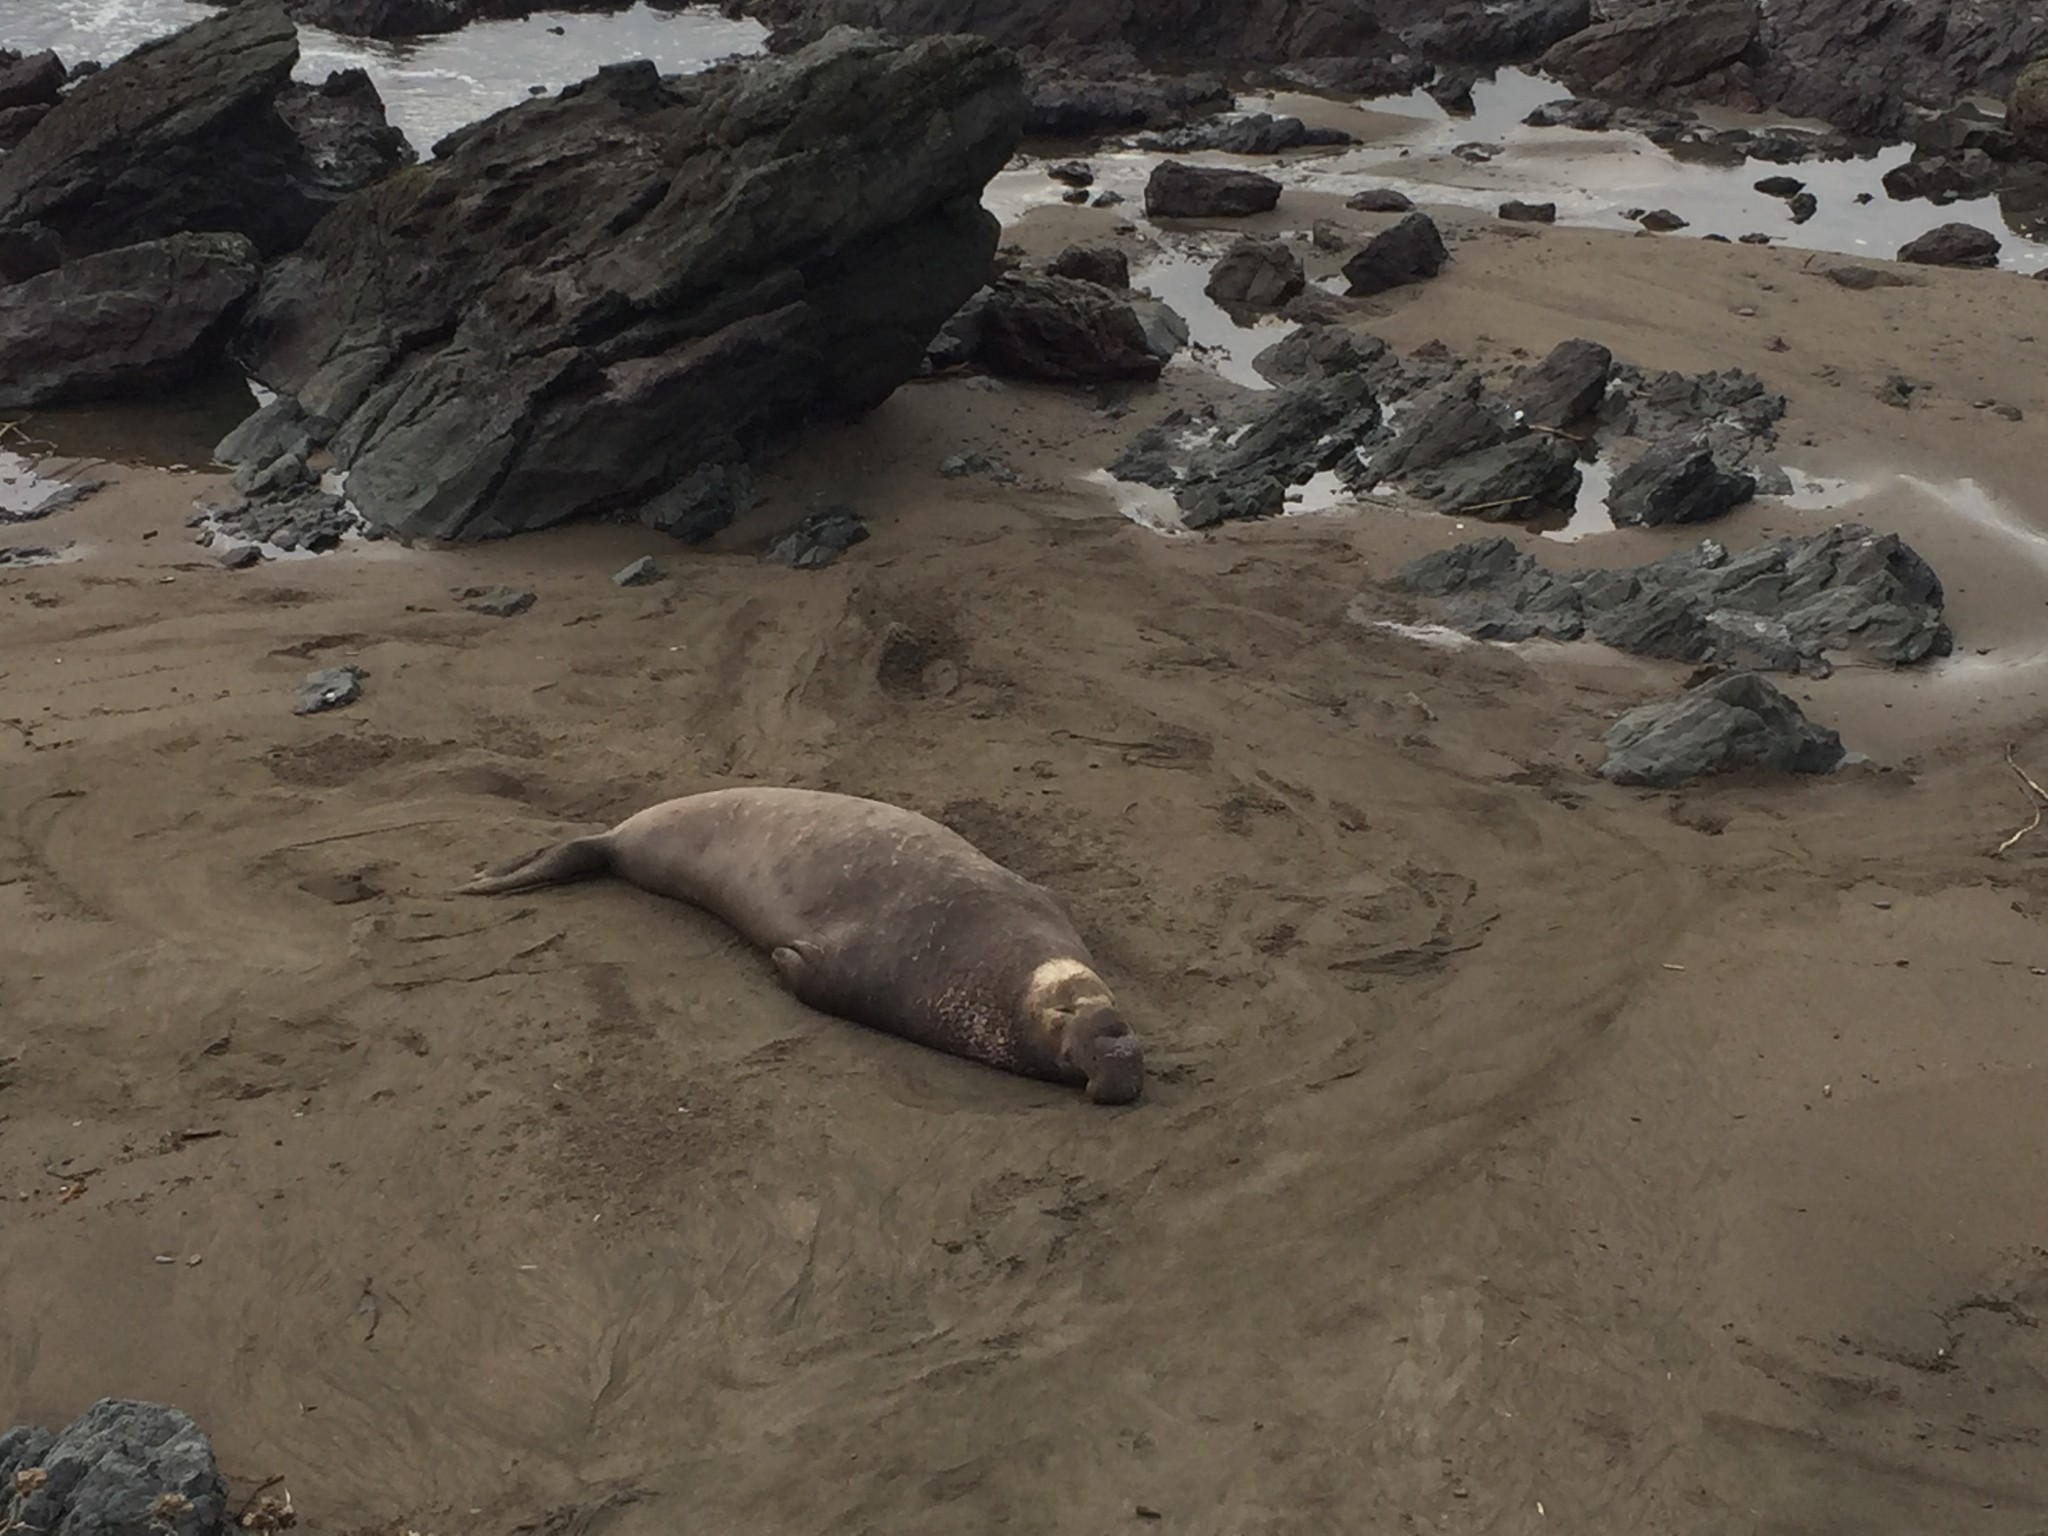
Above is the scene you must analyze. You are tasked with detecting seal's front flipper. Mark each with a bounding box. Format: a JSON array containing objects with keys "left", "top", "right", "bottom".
[{"left": 771, "top": 939, "right": 842, "bottom": 1011}]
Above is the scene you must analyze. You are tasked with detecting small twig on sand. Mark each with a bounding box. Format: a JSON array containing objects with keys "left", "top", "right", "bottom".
[
  {"left": 1528, "top": 423, "right": 1587, "bottom": 445},
  {"left": 1993, "top": 744, "right": 2048, "bottom": 856},
  {"left": 1453, "top": 496, "right": 1536, "bottom": 515}
]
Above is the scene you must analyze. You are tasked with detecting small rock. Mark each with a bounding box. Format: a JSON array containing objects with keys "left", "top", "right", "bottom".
[
  {"left": 1826, "top": 264, "right": 1913, "bottom": 290},
  {"left": 612, "top": 555, "right": 662, "bottom": 586},
  {"left": 1047, "top": 159, "right": 1094, "bottom": 187},
  {"left": 217, "top": 544, "right": 263, "bottom": 570},
  {"left": 1311, "top": 219, "right": 1349, "bottom": 253},
  {"left": 1897, "top": 221, "right": 2001, "bottom": 268},
  {"left": 1994, "top": 403, "right": 2025, "bottom": 422},
  {"left": 1637, "top": 209, "right": 1689, "bottom": 232},
  {"left": 1452, "top": 142, "right": 1500, "bottom": 163},
  {"left": 460, "top": 584, "right": 536, "bottom": 617},
  {"left": 1878, "top": 373, "right": 1924, "bottom": 408},
  {"left": 1754, "top": 175, "right": 1805, "bottom": 197},
  {"left": 1738, "top": 233, "right": 1773, "bottom": 245},
  {"left": 1047, "top": 244, "right": 1130, "bottom": 290},
  {"left": 1599, "top": 671, "right": 1845, "bottom": 788},
  {"left": 1787, "top": 191, "right": 1818, "bottom": 223},
  {"left": 293, "top": 664, "right": 364, "bottom": 715},
  {"left": 1341, "top": 211, "right": 1448, "bottom": 296},
  {"left": 762, "top": 505, "right": 869, "bottom": 568},
  {"left": 1060, "top": 188, "right": 1089, "bottom": 204},
  {"left": 1344, "top": 187, "right": 1414, "bottom": 213},
  {"left": 1090, "top": 190, "right": 1125, "bottom": 208},
  {"left": 1498, "top": 199, "right": 1557, "bottom": 223}
]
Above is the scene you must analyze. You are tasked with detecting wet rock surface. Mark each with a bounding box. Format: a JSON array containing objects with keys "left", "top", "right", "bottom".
[
  {"left": 0, "top": 233, "right": 262, "bottom": 410},
  {"left": 1109, "top": 371, "right": 1382, "bottom": 530},
  {"left": 1144, "top": 160, "right": 1283, "bottom": 219},
  {"left": 1, "top": 1400, "right": 228, "bottom": 1536},
  {"left": 1046, "top": 244, "right": 1129, "bottom": 289},
  {"left": 1599, "top": 671, "right": 1846, "bottom": 788},
  {"left": 0, "top": 4, "right": 413, "bottom": 265},
  {"left": 227, "top": 30, "right": 1026, "bottom": 543},
  {"left": 1397, "top": 522, "right": 1952, "bottom": 671}
]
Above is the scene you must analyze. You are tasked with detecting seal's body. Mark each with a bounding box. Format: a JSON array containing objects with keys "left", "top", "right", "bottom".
[{"left": 458, "top": 787, "right": 1143, "bottom": 1104}]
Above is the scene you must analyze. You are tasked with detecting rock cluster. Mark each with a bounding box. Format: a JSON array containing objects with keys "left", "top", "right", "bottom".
[
  {"left": 1396, "top": 523, "right": 1952, "bottom": 672},
  {"left": 223, "top": 28, "right": 1028, "bottom": 542},
  {"left": 0, "top": 5, "right": 411, "bottom": 406}
]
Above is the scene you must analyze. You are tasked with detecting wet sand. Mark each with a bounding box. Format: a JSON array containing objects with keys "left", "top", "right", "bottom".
[{"left": 5, "top": 217, "right": 2048, "bottom": 1533}]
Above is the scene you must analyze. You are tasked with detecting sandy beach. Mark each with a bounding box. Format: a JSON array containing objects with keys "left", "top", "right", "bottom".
[{"left": 5, "top": 202, "right": 2048, "bottom": 1534}]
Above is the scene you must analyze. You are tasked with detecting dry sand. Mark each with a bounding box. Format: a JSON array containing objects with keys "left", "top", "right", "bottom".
[{"left": 5, "top": 215, "right": 2048, "bottom": 1535}]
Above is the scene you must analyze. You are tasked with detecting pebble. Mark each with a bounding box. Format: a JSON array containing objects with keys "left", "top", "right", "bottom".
[
  {"left": 293, "top": 664, "right": 365, "bottom": 716},
  {"left": 218, "top": 544, "right": 262, "bottom": 570}
]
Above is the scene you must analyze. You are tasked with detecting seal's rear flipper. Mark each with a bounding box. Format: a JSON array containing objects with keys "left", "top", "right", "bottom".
[{"left": 456, "top": 835, "right": 613, "bottom": 895}]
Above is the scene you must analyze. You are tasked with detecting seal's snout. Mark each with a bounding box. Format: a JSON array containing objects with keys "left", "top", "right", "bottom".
[{"left": 1068, "top": 1006, "right": 1144, "bottom": 1105}]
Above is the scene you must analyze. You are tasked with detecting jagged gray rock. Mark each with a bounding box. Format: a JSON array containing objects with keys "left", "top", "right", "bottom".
[
  {"left": 0, "top": 1400, "right": 227, "bottom": 1536},
  {"left": 0, "top": 4, "right": 413, "bottom": 263},
  {"left": 1396, "top": 522, "right": 1953, "bottom": 670},
  {"left": 228, "top": 30, "right": 1026, "bottom": 543},
  {"left": 0, "top": 233, "right": 261, "bottom": 409},
  {"left": 1606, "top": 432, "right": 1757, "bottom": 526},
  {"left": 1599, "top": 671, "right": 1846, "bottom": 788},
  {"left": 1109, "top": 371, "right": 1381, "bottom": 529}
]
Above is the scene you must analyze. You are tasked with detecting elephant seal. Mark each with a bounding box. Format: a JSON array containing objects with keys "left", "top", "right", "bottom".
[{"left": 457, "top": 787, "right": 1144, "bottom": 1104}]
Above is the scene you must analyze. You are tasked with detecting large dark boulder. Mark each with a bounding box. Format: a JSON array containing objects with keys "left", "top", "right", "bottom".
[
  {"left": 1341, "top": 210, "right": 1448, "bottom": 295},
  {"left": 1897, "top": 221, "right": 2002, "bottom": 267},
  {"left": 1599, "top": 671, "right": 1845, "bottom": 788},
  {"left": 0, "top": 233, "right": 261, "bottom": 408},
  {"left": 0, "top": 4, "right": 414, "bottom": 265},
  {"left": 1144, "top": 160, "right": 1282, "bottom": 218},
  {"left": 0, "top": 1400, "right": 227, "bottom": 1536},
  {"left": 228, "top": 30, "right": 1026, "bottom": 542},
  {"left": 974, "top": 271, "right": 1164, "bottom": 381}
]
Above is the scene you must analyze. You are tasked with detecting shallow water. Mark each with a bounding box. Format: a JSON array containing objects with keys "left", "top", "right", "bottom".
[
  {"left": 0, "top": 0, "right": 763, "bottom": 153},
  {"left": 1272, "top": 68, "right": 2048, "bottom": 275},
  {"left": 1129, "top": 245, "right": 1294, "bottom": 392}
]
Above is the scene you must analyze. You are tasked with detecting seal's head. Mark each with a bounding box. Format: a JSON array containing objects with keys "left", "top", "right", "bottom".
[
  {"left": 1062, "top": 1001, "right": 1144, "bottom": 1105},
  {"left": 1026, "top": 958, "right": 1144, "bottom": 1104}
]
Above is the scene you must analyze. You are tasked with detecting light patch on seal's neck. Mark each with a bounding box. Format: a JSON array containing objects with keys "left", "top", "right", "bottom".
[{"left": 1022, "top": 957, "right": 1114, "bottom": 1016}]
